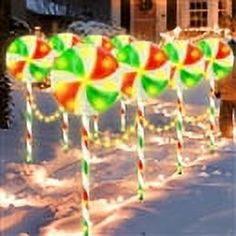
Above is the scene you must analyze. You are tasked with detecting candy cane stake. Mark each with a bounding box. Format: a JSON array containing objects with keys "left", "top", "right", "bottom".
[
  {"left": 137, "top": 100, "right": 145, "bottom": 201},
  {"left": 81, "top": 114, "right": 91, "bottom": 236},
  {"left": 208, "top": 76, "right": 216, "bottom": 151},
  {"left": 121, "top": 100, "right": 126, "bottom": 132},
  {"left": 25, "top": 80, "right": 33, "bottom": 163},
  {"left": 93, "top": 114, "right": 99, "bottom": 138},
  {"left": 62, "top": 110, "right": 69, "bottom": 151},
  {"left": 176, "top": 79, "right": 184, "bottom": 175}
]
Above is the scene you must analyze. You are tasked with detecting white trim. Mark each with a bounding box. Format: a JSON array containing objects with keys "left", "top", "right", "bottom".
[
  {"left": 111, "top": 0, "right": 121, "bottom": 25},
  {"left": 130, "top": 0, "right": 135, "bottom": 35}
]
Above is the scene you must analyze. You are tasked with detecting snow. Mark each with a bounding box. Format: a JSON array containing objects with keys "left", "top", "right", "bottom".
[
  {"left": 68, "top": 21, "right": 125, "bottom": 37},
  {"left": 26, "top": 0, "right": 68, "bottom": 16},
  {"left": 0, "top": 82, "right": 235, "bottom": 236}
]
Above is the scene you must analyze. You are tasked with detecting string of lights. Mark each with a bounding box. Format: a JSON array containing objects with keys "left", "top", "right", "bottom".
[
  {"left": 31, "top": 94, "right": 63, "bottom": 123},
  {"left": 89, "top": 111, "right": 210, "bottom": 149}
]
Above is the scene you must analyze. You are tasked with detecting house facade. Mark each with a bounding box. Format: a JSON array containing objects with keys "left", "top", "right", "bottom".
[
  {"left": 112, "top": 0, "right": 235, "bottom": 40},
  {"left": 9, "top": 0, "right": 236, "bottom": 39}
]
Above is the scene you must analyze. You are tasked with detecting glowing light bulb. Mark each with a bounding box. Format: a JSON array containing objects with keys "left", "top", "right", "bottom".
[{"left": 233, "top": 127, "right": 236, "bottom": 142}]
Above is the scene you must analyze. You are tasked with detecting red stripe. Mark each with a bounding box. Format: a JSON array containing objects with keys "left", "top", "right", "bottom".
[
  {"left": 82, "top": 188, "right": 89, "bottom": 202},
  {"left": 32, "top": 39, "right": 51, "bottom": 59},
  {"left": 210, "top": 123, "right": 214, "bottom": 131},
  {"left": 145, "top": 44, "right": 168, "bottom": 70},
  {"left": 121, "top": 72, "right": 137, "bottom": 98},
  {"left": 177, "top": 141, "right": 182, "bottom": 149},
  {"left": 26, "top": 131, "right": 32, "bottom": 142},
  {"left": 121, "top": 108, "right": 125, "bottom": 115},
  {"left": 82, "top": 127, "right": 88, "bottom": 137},
  {"left": 138, "top": 160, "right": 144, "bottom": 171},
  {"left": 62, "top": 122, "right": 68, "bottom": 130}
]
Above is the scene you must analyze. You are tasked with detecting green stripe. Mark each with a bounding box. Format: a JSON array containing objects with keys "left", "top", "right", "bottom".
[
  {"left": 25, "top": 112, "right": 33, "bottom": 123},
  {"left": 213, "top": 63, "right": 232, "bottom": 79},
  {"left": 49, "top": 35, "right": 65, "bottom": 52},
  {"left": 83, "top": 35, "right": 98, "bottom": 45},
  {"left": 163, "top": 43, "right": 179, "bottom": 63},
  {"left": 111, "top": 37, "right": 123, "bottom": 49},
  {"left": 176, "top": 120, "right": 183, "bottom": 131},
  {"left": 138, "top": 136, "right": 144, "bottom": 148},
  {"left": 53, "top": 48, "right": 85, "bottom": 76},
  {"left": 117, "top": 45, "right": 140, "bottom": 67},
  {"left": 29, "top": 63, "right": 50, "bottom": 82},
  {"left": 141, "top": 74, "right": 168, "bottom": 97},
  {"left": 180, "top": 69, "right": 203, "bottom": 88},
  {"left": 7, "top": 38, "right": 29, "bottom": 57},
  {"left": 86, "top": 85, "right": 119, "bottom": 113},
  {"left": 198, "top": 40, "right": 212, "bottom": 58},
  {"left": 82, "top": 160, "right": 89, "bottom": 176}
]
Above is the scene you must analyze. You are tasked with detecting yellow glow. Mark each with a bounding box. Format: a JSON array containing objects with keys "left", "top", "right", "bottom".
[
  {"left": 233, "top": 127, "right": 236, "bottom": 141},
  {"left": 176, "top": 62, "right": 183, "bottom": 71},
  {"left": 155, "top": 52, "right": 165, "bottom": 62},
  {"left": 56, "top": 58, "right": 68, "bottom": 70},
  {"left": 54, "top": 82, "right": 67, "bottom": 93},
  {"left": 16, "top": 72, "right": 23, "bottom": 80},
  {"left": 102, "top": 57, "right": 114, "bottom": 69},
  {"left": 65, "top": 99, "right": 75, "bottom": 112},
  {"left": 8, "top": 62, "right": 17, "bottom": 70},
  {"left": 105, "top": 42, "right": 112, "bottom": 49},
  {"left": 26, "top": 57, "right": 33, "bottom": 64},
  {"left": 103, "top": 81, "right": 117, "bottom": 91},
  {"left": 40, "top": 45, "right": 48, "bottom": 53},
  {"left": 117, "top": 52, "right": 127, "bottom": 61},
  {"left": 137, "top": 67, "right": 145, "bottom": 76},
  {"left": 80, "top": 47, "right": 93, "bottom": 58},
  {"left": 95, "top": 98, "right": 106, "bottom": 110},
  {"left": 135, "top": 43, "right": 147, "bottom": 53},
  {"left": 80, "top": 75, "right": 91, "bottom": 85},
  {"left": 210, "top": 57, "right": 215, "bottom": 64},
  {"left": 9, "top": 44, "right": 17, "bottom": 53},
  {"left": 191, "top": 50, "right": 200, "bottom": 59},
  {"left": 222, "top": 45, "right": 230, "bottom": 54},
  {"left": 124, "top": 86, "right": 133, "bottom": 97}
]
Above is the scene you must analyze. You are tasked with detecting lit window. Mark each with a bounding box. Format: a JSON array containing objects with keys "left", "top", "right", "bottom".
[
  {"left": 189, "top": 0, "right": 208, "bottom": 27},
  {"left": 218, "top": 0, "right": 227, "bottom": 21}
]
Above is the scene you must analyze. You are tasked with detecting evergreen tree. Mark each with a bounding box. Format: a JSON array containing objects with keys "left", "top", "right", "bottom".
[
  {"left": 0, "top": 73, "right": 12, "bottom": 129},
  {"left": 0, "top": 0, "right": 13, "bottom": 129}
]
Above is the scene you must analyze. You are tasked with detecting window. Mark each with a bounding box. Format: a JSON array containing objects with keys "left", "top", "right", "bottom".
[
  {"left": 218, "top": 0, "right": 231, "bottom": 28},
  {"left": 218, "top": 0, "right": 227, "bottom": 20},
  {"left": 189, "top": 0, "right": 208, "bottom": 27}
]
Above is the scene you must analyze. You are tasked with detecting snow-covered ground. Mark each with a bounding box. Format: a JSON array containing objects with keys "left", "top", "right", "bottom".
[{"left": 0, "top": 82, "right": 235, "bottom": 236}]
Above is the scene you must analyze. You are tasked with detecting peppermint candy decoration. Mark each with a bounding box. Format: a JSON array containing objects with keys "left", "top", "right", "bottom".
[
  {"left": 83, "top": 35, "right": 114, "bottom": 51},
  {"left": 6, "top": 35, "right": 52, "bottom": 83},
  {"left": 117, "top": 41, "right": 170, "bottom": 101},
  {"left": 51, "top": 44, "right": 119, "bottom": 115},
  {"left": 198, "top": 37, "right": 234, "bottom": 80},
  {"left": 111, "top": 35, "right": 135, "bottom": 51},
  {"left": 163, "top": 39, "right": 204, "bottom": 88},
  {"left": 49, "top": 32, "right": 81, "bottom": 56}
]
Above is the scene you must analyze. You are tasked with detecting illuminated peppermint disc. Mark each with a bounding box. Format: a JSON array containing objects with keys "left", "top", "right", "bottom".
[
  {"left": 116, "top": 41, "right": 170, "bottom": 101},
  {"left": 6, "top": 35, "right": 52, "bottom": 83},
  {"left": 197, "top": 37, "right": 234, "bottom": 80},
  {"left": 163, "top": 39, "right": 204, "bottom": 88},
  {"left": 49, "top": 33, "right": 81, "bottom": 56},
  {"left": 83, "top": 35, "right": 114, "bottom": 51},
  {"left": 111, "top": 35, "right": 135, "bottom": 50},
  {"left": 51, "top": 44, "right": 119, "bottom": 116}
]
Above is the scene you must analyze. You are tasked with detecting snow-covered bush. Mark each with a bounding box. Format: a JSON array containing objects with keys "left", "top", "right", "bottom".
[{"left": 67, "top": 20, "right": 126, "bottom": 37}]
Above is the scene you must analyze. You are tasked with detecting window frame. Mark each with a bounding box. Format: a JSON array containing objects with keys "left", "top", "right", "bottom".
[{"left": 189, "top": 0, "right": 208, "bottom": 28}]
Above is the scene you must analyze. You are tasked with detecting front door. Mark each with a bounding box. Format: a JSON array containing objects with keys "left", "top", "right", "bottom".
[
  {"left": 167, "top": 0, "right": 177, "bottom": 30},
  {"left": 132, "top": 0, "right": 157, "bottom": 40},
  {"left": 121, "top": 0, "right": 131, "bottom": 32}
]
